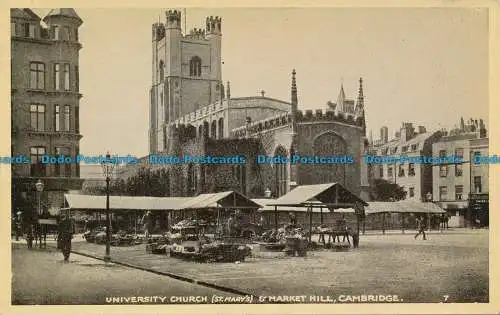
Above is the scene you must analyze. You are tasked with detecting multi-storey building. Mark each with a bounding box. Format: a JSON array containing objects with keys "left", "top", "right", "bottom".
[
  {"left": 432, "top": 118, "right": 488, "bottom": 227},
  {"left": 370, "top": 123, "right": 443, "bottom": 201},
  {"left": 11, "top": 8, "right": 84, "bottom": 220}
]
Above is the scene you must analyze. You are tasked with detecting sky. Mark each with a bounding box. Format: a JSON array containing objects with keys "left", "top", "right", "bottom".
[{"left": 32, "top": 7, "right": 489, "bottom": 157}]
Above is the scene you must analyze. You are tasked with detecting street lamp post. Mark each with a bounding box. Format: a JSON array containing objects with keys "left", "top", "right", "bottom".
[
  {"left": 426, "top": 192, "right": 432, "bottom": 231},
  {"left": 101, "top": 152, "right": 115, "bottom": 262},
  {"left": 35, "top": 179, "right": 45, "bottom": 247}
]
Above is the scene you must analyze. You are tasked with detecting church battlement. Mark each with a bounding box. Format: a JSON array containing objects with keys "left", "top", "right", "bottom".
[
  {"left": 185, "top": 27, "right": 206, "bottom": 40},
  {"left": 231, "top": 109, "right": 364, "bottom": 138},
  {"left": 173, "top": 100, "right": 228, "bottom": 125}
]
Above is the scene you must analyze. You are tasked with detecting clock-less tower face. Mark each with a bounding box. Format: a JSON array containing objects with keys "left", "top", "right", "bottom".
[{"left": 149, "top": 11, "right": 223, "bottom": 153}]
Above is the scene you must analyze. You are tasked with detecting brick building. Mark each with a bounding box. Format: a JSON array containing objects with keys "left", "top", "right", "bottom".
[
  {"left": 138, "top": 10, "right": 368, "bottom": 200},
  {"left": 11, "top": 8, "right": 84, "bottom": 220}
]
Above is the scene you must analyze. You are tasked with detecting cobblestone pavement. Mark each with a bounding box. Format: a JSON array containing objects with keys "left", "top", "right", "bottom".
[
  {"left": 50, "top": 229, "right": 490, "bottom": 303},
  {"left": 11, "top": 244, "right": 238, "bottom": 305}
]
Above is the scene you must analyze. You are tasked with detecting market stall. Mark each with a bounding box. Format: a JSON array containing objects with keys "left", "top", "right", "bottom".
[
  {"left": 265, "top": 183, "right": 368, "bottom": 251},
  {"left": 364, "top": 201, "right": 446, "bottom": 234},
  {"left": 168, "top": 190, "right": 262, "bottom": 262}
]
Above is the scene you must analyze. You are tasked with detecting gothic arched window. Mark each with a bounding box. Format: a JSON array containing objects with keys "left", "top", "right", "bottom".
[
  {"left": 218, "top": 118, "right": 224, "bottom": 139},
  {"left": 159, "top": 60, "right": 164, "bottom": 82},
  {"left": 274, "top": 146, "right": 288, "bottom": 197},
  {"left": 211, "top": 120, "right": 217, "bottom": 139},
  {"left": 189, "top": 56, "right": 202, "bottom": 77},
  {"left": 198, "top": 125, "right": 203, "bottom": 138},
  {"left": 313, "top": 132, "right": 347, "bottom": 184}
]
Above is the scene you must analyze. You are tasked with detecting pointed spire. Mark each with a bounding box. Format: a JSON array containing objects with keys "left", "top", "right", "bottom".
[
  {"left": 460, "top": 116, "right": 465, "bottom": 131},
  {"left": 291, "top": 69, "right": 298, "bottom": 113},
  {"left": 226, "top": 81, "right": 231, "bottom": 100},
  {"left": 356, "top": 77, "right": 364, "bottom": 110},
  {"left": 337, "top": 82, "right": 346, "bottom": 113},
  {"left": 369, "top": 129, "right": 373, "bottom": 145}
]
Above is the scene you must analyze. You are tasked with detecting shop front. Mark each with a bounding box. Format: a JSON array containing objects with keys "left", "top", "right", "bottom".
[{"left": 468, "top": 193, "right": 489, "bottom": 228}]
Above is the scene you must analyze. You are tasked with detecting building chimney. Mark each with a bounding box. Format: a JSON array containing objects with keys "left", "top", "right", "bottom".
[
  {"left": 400, "top": 122, "right": 415, "bottom": 142},
  {"left": 380, "top": 126, "right": 388, "bottom": 144}
]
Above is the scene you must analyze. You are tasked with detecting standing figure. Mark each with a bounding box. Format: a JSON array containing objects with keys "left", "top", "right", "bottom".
[
  {"left": 58, "top": 213, "right": 75, "bottom": 261},
  {"left": 414, "top": 216, "right": 427, "bottom": 240},
  {"left": 141, "top": 211, "right": 153, "bottom": 242},
  {"left": 289, "top": 212, "right": 297, "bottom": 226}
]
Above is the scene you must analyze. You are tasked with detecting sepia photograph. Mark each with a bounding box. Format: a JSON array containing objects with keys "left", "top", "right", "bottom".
[{"left": 4, "top": 2, "right": 498, "bottom": 314}]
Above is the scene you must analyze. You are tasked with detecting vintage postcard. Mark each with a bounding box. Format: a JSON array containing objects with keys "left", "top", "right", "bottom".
[{"left": 2, "top": 0, "right": 498, "bottom": 314}]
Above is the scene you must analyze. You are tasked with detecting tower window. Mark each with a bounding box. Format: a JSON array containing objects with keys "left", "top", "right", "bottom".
[
  {"left": 53, "top": 63, "right": 60, "bottom": 90},
  {"left": 189, "top": 56, "right": 202, "bottom": 77},
  {"left": 159, "top": 60, "right": 164, "bottom": 82},
  {"left": 30, "top": 104, "right": 45, "bottom": 131}
]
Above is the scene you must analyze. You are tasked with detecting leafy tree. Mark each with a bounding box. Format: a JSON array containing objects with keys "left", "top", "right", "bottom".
[{"left": 369, "top": 178, "right": 407, "bottom": 201}]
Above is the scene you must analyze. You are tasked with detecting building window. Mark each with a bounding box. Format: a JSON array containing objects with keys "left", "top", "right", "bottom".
[
  {"left": 390, "top": 147, "right": 397, "bottom": 154},
  {"left": 187, "top": 164, "right": 196, "bottom": 194},
  {"left": 29, "top": 24, "right": 36, "bottom": 38},
  {"left": 22, "top": 23, "right": 29, "bottom": 37},
  {"left": 64, "top": 64, "right": 70, "bottom": 91},
  {"left": 382, "top": 148, "right": 388, "bottom": 155},
  {"left": 64, "top": 105, "right": 70, "bottom": 132},
  {"left": 408, "top": 163, "right": 415, "bottom": 176},
  {"left": 63, "top": 26, "right": 70, "bottom": 41},
  {"left": 409, "top": 187, "right": 415, "bottom": 198},
  {"left": 411, "top": 144, "right": 418, "bottom": 151},
  {"left": 401, "top": 146, "right": 408, "bottom": 153},
  {"left": 455, "top": 185, "right": 463, "bottom": 200},
  {"left": 30, "top": 62, "right": 45, "bottom": 89},
  {"left": 439, "top": 165, "right": 448, "bottom": 177},
  {"left": 51, "top": 25, "right": 59, "bottom": 40},
  {"left": 473, "top": 151, "right": 481, "bottom": 165},
  {"left": 54, "top": 105, "right": 60, "bottom": 131},
  {"left": 439, "top": 186, "right": 448, "bottom": 201},
  {"left": 30, "top": 104, "right": 45, "bottom": 131},
  {"left": 218, "top": 118, "right": 224, "bottom": 139},
  {"left": 455, "top": 148, "right": 464, "bottom": 159},
  {"left": 159, "top": 60, "right": 164, "bottom": 82},
  {"left": 387, "top": 166, "right": 393, "bottom": 178},
  {"left": 211, "top": 120, "right": 217, "bottom": 139},
  {"left": 379, "top": 166, "right": 383, "bottom": 178},
  {"left": 53, "top": 64, "right": 60, "bottom": 90},
  {"left": 275, "top": 146, "right": 288, "bottom": 197},
  {"left": 75, "top": 66, "right": 79, "bottom": 92},
  {"left": 398, "top": 165, "right": 405, "bottom": 177},
  {"left": 75, "top": 106, "right": 79, "bottom": 133},
  {"left": 54, "top": 147, "right": 71, "bottom": 177},
  {"left": 75, "top": 28, "right": 79, "bottom": 41},
  {"left": 189, "top": 56, "right": 202, "bottom": 76},
  {"left": 11, "top": 22, "right": 16, "bottom": 36},
  {"left": 439, "top": 150, "right": 447, "bottom": 157},
  {"left": 455, "top": 164, "right": 463, "bottom": 177},
  {"left": 474, "top": 176, "right": 482, "bottom": 193},
  {"left": 30, "top": 147, "right": 46, "bottom": 177}
]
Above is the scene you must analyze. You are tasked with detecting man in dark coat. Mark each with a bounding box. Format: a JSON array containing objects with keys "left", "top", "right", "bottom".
[
  {"left": 58, "top": 213, "right": 75, "bottom": 261},
  {"left": 414, "top": 216, "right": 427, "bottom": 240}
]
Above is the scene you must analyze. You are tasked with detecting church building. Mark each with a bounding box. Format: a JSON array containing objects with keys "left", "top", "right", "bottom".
[{"left": 142, "top": 10, "right": 369, "bottom": 200}]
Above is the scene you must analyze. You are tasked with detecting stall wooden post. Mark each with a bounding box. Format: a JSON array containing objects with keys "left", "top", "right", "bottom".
[
  {"left": 362, "top": 215, "right": 366, "bottom": 235},
  {"left": 274, "top": 206, "right": 278, "bottom": 230},
  {"left": 320, "top": 207, "right": 323, "bottom": 225},
  {"left": 357, "top": 206, "right": 361, "bottom": 237},
  {"left": 382, "top": 212, "right": 386, "bottom": 235},
  {"left": 427, "top": 213, "right": 431, "bottom": 231},
  {"left": 402, "top": 212, "right": 405, "bottom": 234},
  {"left": 309, "top": 205, "right": 313, "bottom": 242}
]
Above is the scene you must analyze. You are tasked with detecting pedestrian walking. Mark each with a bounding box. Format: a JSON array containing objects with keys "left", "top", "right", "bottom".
[
  {"left": 57, "top": 213, "right": 75, "bottom": 262},
  {"left": 414, "top": 216, "right": 427, "bottom": 240}
]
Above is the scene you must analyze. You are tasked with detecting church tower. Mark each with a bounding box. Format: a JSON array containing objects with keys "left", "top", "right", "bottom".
[{"left": 149, "top": 10, "right": 223, "bottom": 153}]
